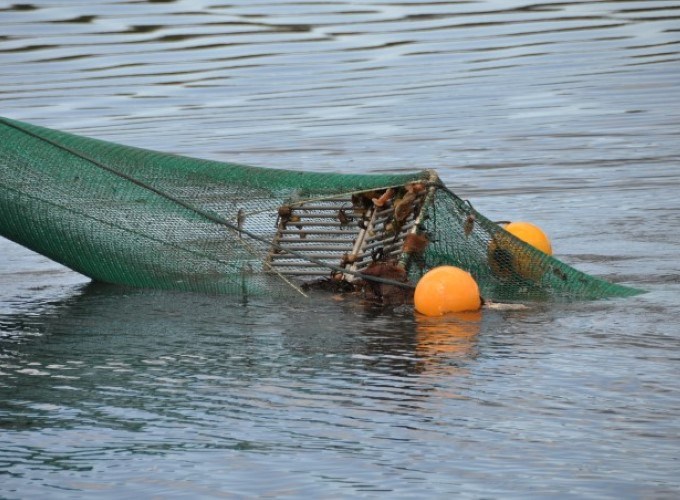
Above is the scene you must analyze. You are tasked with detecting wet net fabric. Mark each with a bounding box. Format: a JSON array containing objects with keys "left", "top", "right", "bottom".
[
  {"left": 0, "top": 117, "right": 642, "bottom": 301},
  {"left": 415, "top": 189, "right": 642, "bottom": 300},
  {"left": 0, "top": 117, "right": 424, "bottom": 295}
]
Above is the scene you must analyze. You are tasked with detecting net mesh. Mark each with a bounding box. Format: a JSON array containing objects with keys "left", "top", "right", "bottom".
[
  {"left": 416, "top": 189, "right": 642, "bottom": 300},
  {"left": 0, "top": 117, "right": 643, "bottom": 301}
]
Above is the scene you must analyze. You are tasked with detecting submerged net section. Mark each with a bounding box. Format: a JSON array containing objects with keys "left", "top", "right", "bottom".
[
  {"left": 0, "top": 116, "right": 643, "bottom": 301},
  {"left": 414, "top": 188, "right": 643, "bottom": 300}
]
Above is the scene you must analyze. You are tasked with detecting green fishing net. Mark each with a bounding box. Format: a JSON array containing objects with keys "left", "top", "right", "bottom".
[
  {"left": 416, "top": 189, "right": 642, "bottom": 300},
  {"left": 0, "top": 117, "right": 642, "bottom": 301}
]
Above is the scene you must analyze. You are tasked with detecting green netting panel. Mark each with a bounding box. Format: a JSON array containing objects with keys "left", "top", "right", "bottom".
[
  {"left": 413, "top": 188, "right": 644, "bottom": 301},
  {"left": 0, "top": 116, "right": 643, "bottom": 301},
  {"left": 0, "top": 117, "right": 426, "bottom": 295}
]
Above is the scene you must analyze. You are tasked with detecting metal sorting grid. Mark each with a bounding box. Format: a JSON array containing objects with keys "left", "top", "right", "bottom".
[{"left": 267, "top": 188, "right": 428, "bottom": 282}]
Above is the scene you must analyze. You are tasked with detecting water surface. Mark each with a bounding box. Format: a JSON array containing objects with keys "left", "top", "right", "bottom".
[{"left": 1, "top": 1, "right": 679, "bottom": 497}]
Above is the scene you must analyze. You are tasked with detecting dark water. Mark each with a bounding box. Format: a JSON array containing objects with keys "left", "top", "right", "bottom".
[{"left": 1, "top": 1, "right": 679, "bottom": 497}]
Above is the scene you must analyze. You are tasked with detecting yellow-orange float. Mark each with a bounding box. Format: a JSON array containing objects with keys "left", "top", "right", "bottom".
[
  {"left": 488, "top": 221, "right": 553, "bottom": 281},
  {"left": 414, "top": 266, "right": 481, "bottom": 316},
  {"left": 504, "top": 221, "right": 552, "bottom": 255}
]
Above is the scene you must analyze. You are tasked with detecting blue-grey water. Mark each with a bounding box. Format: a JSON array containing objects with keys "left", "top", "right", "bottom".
[{"left": 1, "top": 1, "right": 679, "bottom": 497}]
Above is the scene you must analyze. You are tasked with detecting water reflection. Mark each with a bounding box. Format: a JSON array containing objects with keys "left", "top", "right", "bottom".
[
  {"left": 0, "top": 284, "right": 483, "bottom": 421},
  {"left": 416, "top": 311, "right": 481, "bottom": 356},
  {"left": 413, "top": 310, "right": 481, "bottom": 377},
  {"left": 0, "top": 282, "right": 486, "bottom": 491},
  {"left": 2, "top": 284, "right": 481, "bottom": 350}
]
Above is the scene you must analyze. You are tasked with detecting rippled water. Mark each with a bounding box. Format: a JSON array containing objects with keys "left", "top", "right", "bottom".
[{"left": 1, "top": 1, "right": 679, "bottom": 497}]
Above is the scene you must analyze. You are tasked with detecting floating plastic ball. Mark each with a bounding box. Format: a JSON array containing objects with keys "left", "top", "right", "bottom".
[
  {"left": 414, "top": 266, "right": 481, "bottom": 316},
  {"left": 488, "top": 221, "right": 552, "bottom": 282},
  {"left": 504, "top": 221, "right": 552, "bottom": 255}
]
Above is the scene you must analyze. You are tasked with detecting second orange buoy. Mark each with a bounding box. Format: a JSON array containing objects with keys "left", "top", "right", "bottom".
[{"left": 504, "top": 221, "right": 553, "bottom": 255}]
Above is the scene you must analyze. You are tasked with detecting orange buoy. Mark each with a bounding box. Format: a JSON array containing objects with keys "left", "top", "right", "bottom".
[
  {"left": 488, "top": 221, "right": 552, "bottom": 282},
  {"left": 414, "top": 266, "right": 481, "bottom": 316},
  {"left": 504, "top": 221, "right": 552, "bottom": 255}
]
